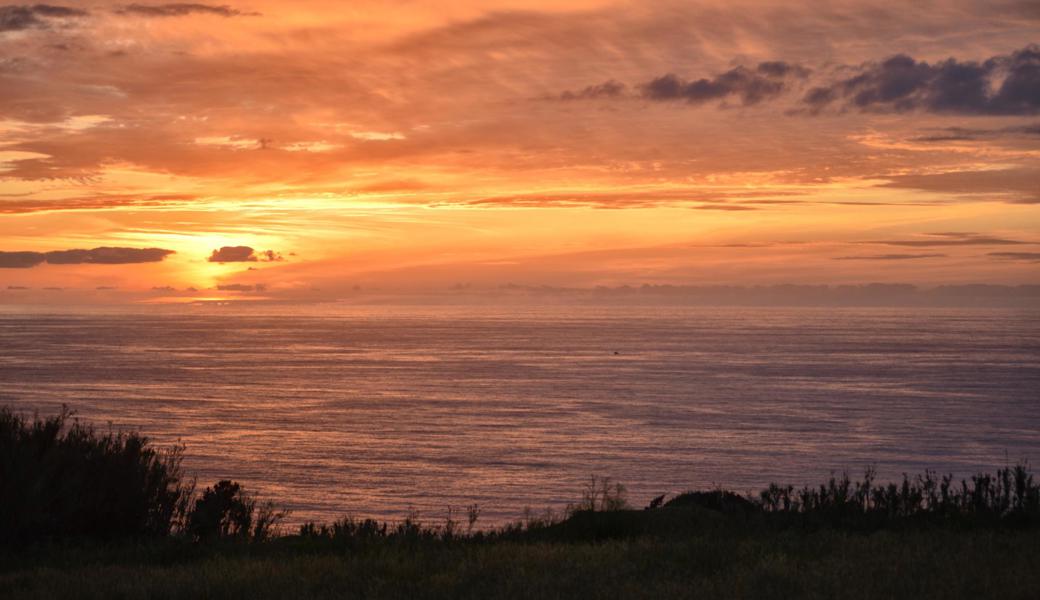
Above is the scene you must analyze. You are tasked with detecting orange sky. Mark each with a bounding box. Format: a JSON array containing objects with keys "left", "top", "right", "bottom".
[{"left": 0, "top": 0, "right": 1038, "bottom": 302}]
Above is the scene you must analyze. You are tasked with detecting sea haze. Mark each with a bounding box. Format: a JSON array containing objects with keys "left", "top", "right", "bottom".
[{"left": 1, "top": 305, "right": 1037, "bottom": 526}]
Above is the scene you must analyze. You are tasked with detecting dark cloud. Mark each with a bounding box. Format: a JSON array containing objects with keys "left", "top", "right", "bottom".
[
  {"left": 44, "top": 247, "right": 174, "bottom": 264},
  {"left": 802, "top": 86, "right": 836, "bottom": 109},
  {"left": 207, "top": 246, "right": 284, "bottom": 263},
  {"left": 553, "top": 46, "right": 1037, "bottom": 115},
  {"left": 988, "top": 251, "right": 1040, "bottom": 262},
  {"left": 0, "top": 4, "right": 87, "bottom": 32},
  {"left": 216, "top": 283, "right": 267, "bottom": 292},
  {"left": 115, "top": 3, "right": 254, "bottom": 17},
  {"left": 29, "top": 4, "right": 84, "bottom": 17},
  {"left": 208, "top": 246, "right": 255, "bottom": 262},
  {"left": 833, "top": 253, "right": 947, "bottom": 260},
  {"left": 866, "top": 232, "right": 1030, "bottom": 247},
  {"left": 559, "top": 80, "right": 627, "bottom": 100},
  {"left": 805, "top": 45, "right": 1040, "bottom": 115},
  {"left": 0, "top": 247, "right": 174, "bottom": 268},
  {"left": 554, "top": 61, "right": 811, "bottom": 106},
  {"left": 756, "top": 61, "right": 810, "bottom": 79},
  {"left": 642, "top": 61, "right": 806, "bottom": 106}
]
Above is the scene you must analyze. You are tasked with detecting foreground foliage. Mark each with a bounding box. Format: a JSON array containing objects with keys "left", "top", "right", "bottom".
[
  {"left": 2, "top": 526, "right": 1039, "bottom": 599},
  {"left": 0, "top": 407, "right": 284, "bottom": 546},
  {"left": 0, "top": 406, "right": 192, "bottom": 544},
  {"left": 3, "top": 406, "right": 1039, "bottom": 598}
]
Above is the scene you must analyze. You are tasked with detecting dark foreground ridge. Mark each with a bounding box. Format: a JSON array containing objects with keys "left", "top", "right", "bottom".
[{"left": 2, "top": 406, "right": 1039, "bottom": 599}]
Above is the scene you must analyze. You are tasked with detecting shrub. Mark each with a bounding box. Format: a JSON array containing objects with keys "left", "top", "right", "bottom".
[
  {"left": 0, "top": 406, "right": 193, "bottom": 545},
  {"left": 187, "top": 480, "right": 288, "bottom": 542}
]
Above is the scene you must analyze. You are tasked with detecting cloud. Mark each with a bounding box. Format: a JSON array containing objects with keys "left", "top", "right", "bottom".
[
  {"left": 555, "top": 62, "right": 810, "bottom": 106},
  {"left": 692, "top": 204, "right": 759, "bottom": 211},
  {"left": 559, "top": 80, "right": 627, "bottom": 101},
  {"left": 833, "top": 253, "right": 947, "bottom": 260},
  {"left": 557, "top": 45, "right": 1037, "bottom": 117},
  {"left": 0, "top": 251, "right": 46, "bottom": 268},
  {"left": 0, "top": 246, "right": 174, "bottom": 268},
  {"left": 216, "top": 283, "right": 267, "bottom": 292},
  {"left": 208, "top": 246, "right": 283, "bottom": 263},
  {"left": 988, "top": 252, "right": 1040, "bottom": 262},
  {"left": 804, "top": 45, "right": 1040, "bottom": 115},
  {"left": 642, "top": 62, "right": 807, "bottom": 106},
  {"left": 114, "top": 4, "right": 254, "bottom": 17},
  {"left": 0, "top": 4, "right": 87, "bottom": 32},
  {"left": 0, "top": 193, "right": 197, "bottom": 215},
  {"left": 44, "top": 247, "right": 175, "bottom": 264},
  {"left": 910, "top": 124, "right": 1040, "bottom": 143},
  {"left": 866, "top": 232, "right": 1030, "bottom": 247},
  {"left": 880, "top": 168, "right": 1040, "bottom": 204}
]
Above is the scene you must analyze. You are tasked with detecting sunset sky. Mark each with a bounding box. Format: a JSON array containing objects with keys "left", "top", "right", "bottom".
[{"left": 0, "top": 0, "right": 1038, "bottom": 302}]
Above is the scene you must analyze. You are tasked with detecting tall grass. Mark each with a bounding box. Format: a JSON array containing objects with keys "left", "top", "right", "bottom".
[{"left": 757, "top": 466, "right": 1040, "bottom": 527}]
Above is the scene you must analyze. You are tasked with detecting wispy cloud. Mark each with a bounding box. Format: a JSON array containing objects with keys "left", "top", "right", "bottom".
[
  {"left": 833, "top": 253, "right": 947, "bottom": 260},
  {"left": 865, "top": 232, "right": 1031, "bottom": 247},
  {"left": 114, "top": 4, "right": 256, "bottom": 18},
  {"left": 988, "top": 251, "right": 1040, "bottom": 262}
]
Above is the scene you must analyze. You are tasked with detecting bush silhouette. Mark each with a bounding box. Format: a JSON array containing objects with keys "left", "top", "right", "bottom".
[
  {"left": 188, "top": 480, "right": 287, "bottom": 541},
  {"left": 0, "top": 406, "right": 192, "bottom": 545}
]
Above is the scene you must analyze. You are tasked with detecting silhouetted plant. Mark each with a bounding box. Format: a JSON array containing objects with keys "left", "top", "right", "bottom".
[
  {"left": 466, "top": 503, "right": 481, "bottom": 534},
  {"left": 187, "top": 480, "right": 288, "bottom": 542},
  {"left": 756, "top": 464, "right": 1039, "bottom": 528},
  {"left": 568, "top": 475, "right": 629, "bottom": 514},
  {"left": 300, "top": 517, "right": 388, "bottom": 543},
  {"left": 0, "top": 406, "right": 194, "bottom": 545}
]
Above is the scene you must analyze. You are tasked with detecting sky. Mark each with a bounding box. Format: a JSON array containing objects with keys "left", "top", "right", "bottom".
[{"left": 0, "top": 0, "right": 1038, "bottom": 303}]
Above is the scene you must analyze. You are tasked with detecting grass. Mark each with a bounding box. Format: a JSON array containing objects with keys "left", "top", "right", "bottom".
[
  {"left": 3, "top": 526, "right": 1039, "bottom": 599},
  {"left": 2, "top": 406, "right": 1039, "bottom": 598}
]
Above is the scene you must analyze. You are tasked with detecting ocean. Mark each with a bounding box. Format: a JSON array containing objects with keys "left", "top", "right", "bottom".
[{"left": 1, "top": 304, "right": 1037, "bottom": 526}]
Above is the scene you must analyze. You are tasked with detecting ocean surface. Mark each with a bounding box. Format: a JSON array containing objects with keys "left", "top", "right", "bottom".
[{"left": 1, "top": 305, "right": 1038, "bottom": 527}]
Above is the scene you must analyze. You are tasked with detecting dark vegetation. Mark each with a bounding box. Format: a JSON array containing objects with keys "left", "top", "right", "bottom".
[
  {"left": 2, "top": 407, "right": 1039, "bottom": 598},
  {"left": 0, "top": 406, "right": 284, "bottom": 546}
]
